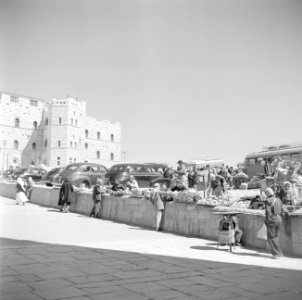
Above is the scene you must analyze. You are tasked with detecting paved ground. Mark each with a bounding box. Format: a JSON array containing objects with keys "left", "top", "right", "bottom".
[{"left": 0, "top": 196, "right": 301, "bottom": 300}]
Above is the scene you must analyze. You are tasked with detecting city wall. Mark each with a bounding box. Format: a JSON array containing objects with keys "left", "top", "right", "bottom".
[{"left": 0, "top": 182, "right": 301, "bottom": 257}]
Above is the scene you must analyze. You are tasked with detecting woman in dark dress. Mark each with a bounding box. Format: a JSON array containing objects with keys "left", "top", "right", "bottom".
[{"left": 58, "top": 179, "right": 74, "bottom": 213}]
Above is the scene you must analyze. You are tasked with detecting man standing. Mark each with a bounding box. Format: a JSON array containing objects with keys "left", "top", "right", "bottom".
[
  {"left": 150, "top": 183, "right": 165, "bottom": 231},
  {"left": 177, "top": 160, "right": 188, "bottom": 188},
  {"left": 90, "top": 179, "right": 104, "bottom": 218},
  {"left": 264, "top": 188, "right": 287, "bottom": 258}
]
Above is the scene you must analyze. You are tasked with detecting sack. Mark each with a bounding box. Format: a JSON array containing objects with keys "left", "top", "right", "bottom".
[{"left": 256, "top": 223, "right": 267, "bottom": 240}]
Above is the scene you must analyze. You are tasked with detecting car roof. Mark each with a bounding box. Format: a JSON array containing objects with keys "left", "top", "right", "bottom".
[{"left": 67, "top": 163, "right": 107, "bottom": 168}]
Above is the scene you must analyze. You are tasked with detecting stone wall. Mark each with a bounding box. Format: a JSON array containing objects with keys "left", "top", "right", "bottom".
[{"left": 0, "top": 182, "right": 301, "bottom": 257}]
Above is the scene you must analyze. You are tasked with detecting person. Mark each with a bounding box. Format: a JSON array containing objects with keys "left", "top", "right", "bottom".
[
  {"left": 16, "top": 177, "right": 29, "bottom": 205},
  {"left": 58, "top": 178, "right": 74, "bottom": 213},
  {"left": 264, "top": 188, "right": 288, "bottom": 258},
  {"left": 25, "top": 176, "right": 34, "bottom": 201},
  {"left": 264, "top": 158, "right": 274, "bottom": 176},
  {"left": 231, "top": 214, "right": 243, "bottom": 246},
  {"left": 177, "top": 160, "right": 188, "bottom": 188},
  {"left": 149, "top": 183, "right": 165, "bottom": 231},
  {"left": 278, "top": 181, "right": 295, "bottom": 205},
  {"left": 187, "top": 168, "right": 195, "bottom": 189},
  {"left": 111, "top": 180, "right": 125, "bottom": 191},
  {"left": 90, "top": 179, "right": 104, "bottom": 218},
  {"left": 125, "top": 176, "right": 139, "bottom": 190}
]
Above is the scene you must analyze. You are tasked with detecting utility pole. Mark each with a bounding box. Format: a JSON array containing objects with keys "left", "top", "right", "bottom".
[
  {"left": 121, "top": 151, "right": 127, "bottom": 164},
  {"left": 2, "top": 140, "right": 6, "bottom": 171}
]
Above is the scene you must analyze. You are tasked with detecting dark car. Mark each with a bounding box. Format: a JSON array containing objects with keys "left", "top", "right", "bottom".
[
  {"left": 22, "top": 167, "right": 48, "bottom": 182},
  {"left": 143, "top": 163, "right": 168, "bottom": 174},
  {"left": 54, "top": 163, "right": 107, "bottom": 188},
  {"left": 105, "top": 163, "right": 163, "bottom": 188},
  {"left": 11, "top": 168, "right": 28, "bottom": 180},
  {"left": 41, "top": 167, "right": 64, "bottom": 186}
]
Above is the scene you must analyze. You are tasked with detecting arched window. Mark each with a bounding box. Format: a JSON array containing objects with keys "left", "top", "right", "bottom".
[
  {"left": 85, "top": 129, "right": 89, "bottom": 138},
  {"left": 32, "top": 143, "right": 36, "bottom": 150},
  {"left": 69, "top": 157, "right": 73, "bottom": 164},
  {"left": 85, "top": 143, "right": 88, "bottom": 149},
  {"left": 57, "top": 157, "right": 60, "bottom": 166},
  {"left": 75, "top": 119, "right": 78, "bottom": 127},
  {"left": 15, "top": 118, "right": 20, "bottom": 127},
  {"left": 110, "top": 152, "right": 114, "bottom": 161},
  {"left": 14, "top": 140, "right": 19, "bottom": 150},
  {"left": 96, "top": 151, "right": 100, "bottom": 159},
  {"left": 44, "top": 139, "right": 47, "bottom": 147},
  {"left": 75, "top": 142, "right": 77, "bottom": 148},
  {"left": 45, "top": 118, "right": 48, "bottom": 126},
  {"left": 71, "top": 118, "right": 73, "bottom": 125},
  {"left": 97, "top": 132, "right": 100, "bottom": 140},
  {"left": 59, "top": 117, "right": 62, "bottom": 124},
  {"left": 111, "top": 134, "right": 114, "bottom": 142},
  {"left": 33, "top": 121, "right": 37, "bottom": 130},
  {"left": 58, "top": 140, "right": 61, "bottom": 147},
  {"left": 70, "top": 141, "right": 73, "bottom": 147}
]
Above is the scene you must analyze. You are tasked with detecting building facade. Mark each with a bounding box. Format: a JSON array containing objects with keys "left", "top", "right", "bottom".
[{"left": 0, "top": 92, "right": 121, "bottom": 170}]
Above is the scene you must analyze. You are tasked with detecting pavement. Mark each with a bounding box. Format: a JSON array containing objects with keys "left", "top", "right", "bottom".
[{"left": 0, "top": 196, "right": 301, "bottom": 300}]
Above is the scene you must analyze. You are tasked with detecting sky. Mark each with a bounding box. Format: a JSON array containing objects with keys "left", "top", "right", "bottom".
[{"left": 1, "top": 0, "right": 302, "bottom": 168}]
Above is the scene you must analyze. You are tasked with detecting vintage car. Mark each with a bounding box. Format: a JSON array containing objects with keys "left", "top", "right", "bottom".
[
  {"left": 40, "top": 167, "right": 64, "bottom": 186},
  {"left": 105, "top": 163, "right": 163, "bottom": 188},
  {"left": 54, "top": 163, "right": 107, "bottom": 188}
]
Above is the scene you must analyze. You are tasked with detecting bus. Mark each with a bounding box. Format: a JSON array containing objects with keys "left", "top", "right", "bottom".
[
  {"left": 186, "top": 159, "right": 225, "bottom": 170},
  {"left": 244, "top": 143, "right": 302, "bottom": 178}
]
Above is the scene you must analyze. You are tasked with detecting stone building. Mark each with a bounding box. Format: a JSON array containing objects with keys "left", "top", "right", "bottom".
[{"left": 0, "top": 91, "right": 121, "bottom": 170}]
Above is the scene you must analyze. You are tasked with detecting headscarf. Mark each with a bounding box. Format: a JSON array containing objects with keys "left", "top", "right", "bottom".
[
  {"left": 283, "top": 181, "right": 291, "bottom": 188},
  {"left": 265, "top": 187, "right": 275, "bottom": 198}
]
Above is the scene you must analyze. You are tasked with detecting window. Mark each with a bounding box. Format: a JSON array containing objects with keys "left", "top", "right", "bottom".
[
  {"left": 70, "top": 157, "right": 73, "bottom": 164},
  {"left": 111, "top": 134, "right": 114, "bottom": 142},
  {"left": 45, "top": 118, "right": 48, "bottom": 126},
  {"left": 30, "top": 99, "right": 38, "bottom": 106},
  {"left": 14, "top": 140, "right": 19, "bottom": 150},
  {"left": 85, "top": 129, "right": 88, "bottom": 138},
  {"left": 32, "top": 143, "right": 36, "bottom": 150},
  {"left": 58, "top": 140, "right": 61, "bottom": 147},
  {"left": 10, "top": 96, "right": 19, "bottom": 103},
  {"left": 96, "top": 151, "right": 100, "bottom": 159},
  {"left": 44, "top": 139, "right": 47, "bottom": 147},
  {"left": 97, "top": 132, "right": 100, "bottom": 140},
  {"left": 91, "top": 166, "right": 99, "bottom": 172},
  {"left": 110, "top": 153, "right": 114, "bottom": 161},
  {"left": 70, "top": 141, "right": 73, "bottom": 147},
  {"left": 75, "top": 142, "right": 77, "bottom": 148},
  {"left": 57, "top": 157, "right": 60, "bottom": 166},
  {"left": 85, "top": 143, "right": 88, "bottom": 149},
  {"left": 33, "top": 121, "right": 37, "bottom": 130},
  {"left": 75, "top": 119, "right": 78, "bottom": 127},
  {"left": 15, "top": 118, "right": 20, "bottom": 127},
  {"left": 59, "top": 117, "right": 62, "bottom": 124},
  {"left": 71, "top": 118, "right": 73, "bottom": 125},
  {"left": 74, "top": 158, "right": 76, "bottom": 162}
]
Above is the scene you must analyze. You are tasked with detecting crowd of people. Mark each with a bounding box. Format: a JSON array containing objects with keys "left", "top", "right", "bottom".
[{"left": 12, "top": 156, "right": 301, "bottom": 259}]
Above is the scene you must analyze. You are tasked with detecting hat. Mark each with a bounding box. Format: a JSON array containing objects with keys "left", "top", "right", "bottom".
[
  {"left": 265, "top": 188, "right": 275, "bottom": 198},
  {"left": 177, "top": 160, "right": 183, "bottom": 164}
]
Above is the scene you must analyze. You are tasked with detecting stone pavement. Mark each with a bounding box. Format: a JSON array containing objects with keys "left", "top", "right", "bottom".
[{"left": 0, "top": 196, "right": 302, "bottom": 300}]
